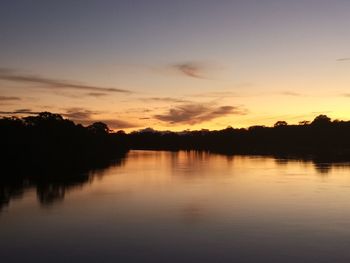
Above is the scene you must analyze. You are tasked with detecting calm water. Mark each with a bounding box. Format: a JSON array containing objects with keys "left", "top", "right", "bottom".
[{"left": 2, "top": 151, "right": 350, "bottom": 262}]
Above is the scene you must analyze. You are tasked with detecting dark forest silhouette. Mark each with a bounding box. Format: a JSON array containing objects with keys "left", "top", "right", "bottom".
[
  {"left": 1, "top": 112, "right": 350, "bottom": 166},
  {"left": 128, "top": 114, "right": 350, "bottom": 161},
  {"left": 0, "top": 112, "right": 128, "bottom": 173},
  {"left": 0, "top": 112, "right": 128, "bottom": 210}
]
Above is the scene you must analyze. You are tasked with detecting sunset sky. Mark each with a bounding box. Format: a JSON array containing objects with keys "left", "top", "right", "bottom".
[{"left": 1, "top": 0, "right": 350, "bottom": 131}]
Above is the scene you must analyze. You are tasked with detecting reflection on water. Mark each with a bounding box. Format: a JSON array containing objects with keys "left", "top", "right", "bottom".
[
  {"left": 0, "top": 158, "right": 126, "bottom": 210},
  {"left": 1, "top": 151, "right": 350, "bottom": 263}
]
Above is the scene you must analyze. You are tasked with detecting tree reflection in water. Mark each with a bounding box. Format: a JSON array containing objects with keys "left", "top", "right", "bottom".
[
  {"left": 0, "top": 156, "right": 126, "bottom": 211},
  {"left": 2, "top": 151, "right": 349, "bottom": 212}
]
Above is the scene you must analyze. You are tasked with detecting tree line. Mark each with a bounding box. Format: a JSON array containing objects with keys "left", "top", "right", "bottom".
[
  {"left": 126, "top": 114, "right": 350, "bottom": 161},
  {"left": 0, "top": 112, "right": 128, "bottom": 174},
  {"left": 1, "top": 112, "right": 349, "bottom": 209},
  {"left": 1, "top": 112, "right": 350, "bottom": 172}
]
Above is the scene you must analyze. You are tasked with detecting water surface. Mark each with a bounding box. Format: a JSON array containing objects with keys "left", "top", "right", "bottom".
[{"left": 1, "top": 151, "right": 350, "bottom": 262}]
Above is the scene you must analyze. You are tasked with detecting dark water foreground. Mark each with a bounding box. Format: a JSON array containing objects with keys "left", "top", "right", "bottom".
[{"left": 1, "top": 151, "right": 350, "bottom": 263}]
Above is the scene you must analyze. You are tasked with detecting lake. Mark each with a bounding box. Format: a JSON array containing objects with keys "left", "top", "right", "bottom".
[{"left": 1, "top": 150, "right": 350, "bottom": 262}]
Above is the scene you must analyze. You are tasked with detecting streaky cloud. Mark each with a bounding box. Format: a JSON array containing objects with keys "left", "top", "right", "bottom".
[
  {"left": 63, "top": 107, "right": 138, "bottom": 129},
  {"left": 0, "top": 68, "right": 131, "bottom": 94},
  {"left": 280, "top": 91, "right": 302, "bottom": 96},
  {"left": 191, "top": 91, "right": 237, "bottom": 98},
  {"left": 141, "top": 97, "right": 191, "bottom": 103},
  {"left": 63, "top": 107, "right": 99, "bottom": 120},
  {"left": 172, "top": 62, "right": 206, "bottom": 79},
  {"left": 15, "top": 108, "right": 34, "bottom": 113},
  {"left": 0, "top": 107, "right": 138, "bottom": 129},
  {"left": 86, "top": 92, "right": 108, "bottom": 97},
  {"left": 0, "top": 96, "right": 21, "bottom": 101},
  {"left": 75, "top": 118, "right": 138, "bottom": 130},
  {"left": 154, "top": 103, "right": 247, "bottom": 125},
  {"left": 101, "top": 119, "right": 139, "bottom": 129},
  {"left": 336, "top": 58, "right": 350, "bottom": 62},
  {"left": 0, "top": 109, "right": 40, "bottom": 115}
]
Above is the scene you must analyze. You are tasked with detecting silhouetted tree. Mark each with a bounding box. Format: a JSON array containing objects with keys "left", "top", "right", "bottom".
[
  {"left": 274, "top": 121, "right": 288, "bottom": 127},
  {"left": 299, "top": 120, "right": 310, "bottom": 125},
  {"left": 2, "top": 112, "right": 350, "bottom": 211},
  {"left": 125, "top": 114, "right": 350, "bottom": 160},
  {"left": 88, "top": 122, "right": 110, "bottom": 135},
  {"left": 0, "top": 112, "right": 129, "bottom": 210},
  {"left": 311, "top": 115, "right": 331, "bottom": 126}
]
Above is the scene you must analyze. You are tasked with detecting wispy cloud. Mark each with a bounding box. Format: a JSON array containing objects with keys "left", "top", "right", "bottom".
[
  {"left": 280, "top": 91, "right": 302, "bottom": 96},
  {"left": 63, "top": 107, "right": 100, "bottom": 120},
  {"left": 154, "top": 103, "right": 247, "bottom": 124},
  {"left": 172, "top": 62, "right": 207, "bottom": 79},
  {"left": 62, "top": 107, "right": 138, "bottom": 129},
  {"left": 0, "top": 68, "right": 130, "bottom": 94},
  {"left": 0, "top": 96, "right": 21, "bottom": 101},
  {"left": 86, "top": 92, "right": 108, "bottom": 97},
  {"left": 342, "top": 93, "right": 350, "bottom": 97},
  {"left": 15, "top": 108, "right": 35, "bottom": 113},
  {"left": 191, "top": 91, "right": 237, "bottom": 98},
  {"left": 101, "top": 119, "right": 139, "bottom": 129},
  {"left": 141, "top": 97, "right": 191, "bottom": 103},
  {"left": 0, "top": 109, "right": 39, "bottom": 115},
  {"left": 336, "top": 58, "right": 350, "bottom": 62},
  {"left": 0, "top": 107, "right": 139, "bottom": 129}
]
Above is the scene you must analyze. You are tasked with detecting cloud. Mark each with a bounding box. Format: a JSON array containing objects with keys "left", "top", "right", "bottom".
[
  {"left": 154, "top": 103, "right": 247, "bottom": 124},
  {"left": 280, "top": 91, "right": 302, "bottom": 96},
  {"left": 191, "top": 91, "right": 237, "bottom": 98},
  {"left": 336, "top": 58, "right": 350, "bottom": 62},
  {"left": 172, "top": 62, "right": 206, "bottom": 79},
  {"left": 0, "top": 107, "right": 139, "bottom": 129},
  {"left": 101, "top": 119, "right": 139, "bottom": 129},
  {"left": 141, "top": 97, "right": 191, "bottom": 103},
  {"left": 0, "top": 96, "right": 21, "bottom": 101},
  {"left": 0, "top": 109, "right": 39, "bottom": 115},
  {"left": 63, "top": 107, "right": 99, "bottom": 120},
  {"left": 14, "top": 108, "right": 35, "bottom": 114},
  {"left": 342, "top": 93, "right": 350, "bottom": 97},
  {"left": 62, "top": 107, "right": 138, "bottom": 129},
  {"left": 86, "top": 92, "right": 108, "bottom": 97},
  {"left": 0, "top": 68, "right": 130, "bottom": 94}
]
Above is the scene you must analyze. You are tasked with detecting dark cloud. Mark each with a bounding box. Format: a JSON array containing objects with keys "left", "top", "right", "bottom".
[
  {"left": 0, "top": 107, "right": 138, "bottom": 129},
  {"left": 62, "top": 107, "right": 138, "bottom": 129},
  {"left": 14, "top": 108, "right": 34, "bottom": 113},
  {"left": 101, "top": 119, "right": 139, "bottom": 129},
  {"left": 154, "top": 103, "right": 247, "bottom": 124},
  {"left": 0, "top": 109, "right": 39, "bottom": 115},
  {"left": 0, "top": 96, "right": 21, "bottom": 101},
  {"left": 0, "top": 68, "right": 130, "bottom": 94},
  {"left": 86, "top": 92, "right": 108, "bottom": 97},
  {"left": 141, "top": 97, "right": 190, "bottom": 103},
  {"left": 172, "top": 62, "right": 205, "bottom": 79},
  {"left": 336, "top": 58, "right": 350, "bottom": 62},
  {"left": 63, "top": 108, "right": 99, "bottom": 120}
]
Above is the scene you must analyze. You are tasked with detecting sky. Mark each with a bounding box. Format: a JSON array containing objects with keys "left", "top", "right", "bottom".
[{"left": 1, "top": 0, "right": 350, "bottom": 131}]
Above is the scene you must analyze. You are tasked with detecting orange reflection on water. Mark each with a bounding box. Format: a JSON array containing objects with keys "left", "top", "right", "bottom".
[{"left": 2, "top": 151, "right": 350, "bottom": 262}]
